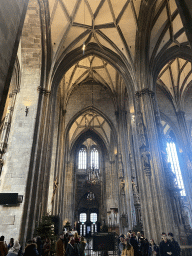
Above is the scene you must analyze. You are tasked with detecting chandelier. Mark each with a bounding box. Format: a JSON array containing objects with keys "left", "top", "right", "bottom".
[
  {"left": 87, "top": 191, "right": 95, "bottom": 201},
  {"left": 86, "top": 166, "right": 100, "bottom": 185}
]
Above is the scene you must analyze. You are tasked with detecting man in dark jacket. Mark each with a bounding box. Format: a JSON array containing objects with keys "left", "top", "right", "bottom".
[
  {"left": 159, "top": 233, "right": 173, "bottom": 256},
  {"left": 66, "top": 239, "right": 78, "bottom": 256},
  {"left": 24, "top": 240, "right": 39, "bottom": 256},
  {"left": 168, "top": 233, "right": 180, "bottom": 256},
  {"left": 130, "top": 233, "right": 139, "bottom": 256}
]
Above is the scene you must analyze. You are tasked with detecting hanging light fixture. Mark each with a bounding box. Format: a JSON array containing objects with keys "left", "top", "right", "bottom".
[{"left": 82, "top": 0, "right": 86, "bottom": 54}]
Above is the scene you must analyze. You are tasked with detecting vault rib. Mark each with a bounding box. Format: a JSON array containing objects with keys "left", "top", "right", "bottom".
[{"left": 59, "top": 0, "right": 71, "bottom": 23}]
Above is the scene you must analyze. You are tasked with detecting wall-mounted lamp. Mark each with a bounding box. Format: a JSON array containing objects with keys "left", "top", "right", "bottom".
[{"left": 25, "top": 106, "right": 29, "bottom": 116}]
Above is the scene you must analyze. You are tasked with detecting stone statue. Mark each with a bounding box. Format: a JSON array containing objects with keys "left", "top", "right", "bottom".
[
  {"left": 141, "top": 149, "right": 151, "bottom": 170},
  {"left": 136, "top": 112, "right": 147, "bottom": 148},
  {"left": 132, "top": 180, "right": 140, "bottom": 204},
  {"left": 120, "top": 180, "right": 125, "bottom": 195}
]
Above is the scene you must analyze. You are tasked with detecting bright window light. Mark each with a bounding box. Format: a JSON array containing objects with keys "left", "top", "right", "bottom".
[
  {"left": 90, "top": 213, "right": 97, "bottom": 223},
  {"left": 166, "top": 142, "right": 186, "bottom": 196},
  {"left": 80, "top": 213, "right": 87, "bottom": 223},
  {"left": 78, "top": 148, "right": 87, "bottom": 169},
  {"left": 91, "top": 148, "right": 99, "bottom": 169}
]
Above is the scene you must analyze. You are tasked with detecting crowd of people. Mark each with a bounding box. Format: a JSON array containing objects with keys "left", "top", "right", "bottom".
[
  {"left": 0, "top": 232, "right": 86, "bottom": 256},
  {"left": 0, "top": 231, "right": 181, "bottom": 256},
  {"left": 118, "top": 231, "right": 181, "bottom": 256}
]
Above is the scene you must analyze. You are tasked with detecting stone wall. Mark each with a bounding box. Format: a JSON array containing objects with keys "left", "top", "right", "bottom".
[
  {"left": 0, "top": 0, "right": 41, "bottom": 241},
  {"left": 0, "top": 0, "right": 27, "bottom": 110}
]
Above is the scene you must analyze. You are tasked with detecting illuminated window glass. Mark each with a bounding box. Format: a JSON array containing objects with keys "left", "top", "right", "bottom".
[
  {"left": 90, "top": 213, "right": 97, "bottom": 223},
  {"left": 80, "top": 213, "right": 87, "bottom": 223},
  {"left": 91, "top": 148, "right": 99, "bottom": 169},
  {"left": 166, "top": 142, "right": 186, "bottom": 196},
  {"left": 78, "top": 148, "right": 87, "bottom": 169}
]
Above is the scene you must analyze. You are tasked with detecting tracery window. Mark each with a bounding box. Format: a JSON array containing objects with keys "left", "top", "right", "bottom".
[
  {"left": 91, "top": 147, "right": 99, "bottom": 169},
  {"left": 166, "top": 141, "right": 186, "bottom": 196},
  {"left": 90, "top": 213, "right": 97, "bottom": 223},
  {"left": 79, "top": 213, "right": 87, "bottom": 223},
  {"left": 78, "top": 148, "right": 87, "bottom": 169}
]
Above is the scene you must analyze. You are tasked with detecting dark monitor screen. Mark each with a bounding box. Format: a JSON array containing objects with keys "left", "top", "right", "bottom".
[{"left": 0, "top": 193, "right": 18, "bottom": 205}]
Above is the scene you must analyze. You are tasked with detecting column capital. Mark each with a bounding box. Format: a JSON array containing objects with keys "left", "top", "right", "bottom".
[{"left": 135, "top": 88, "right": 155, "bottom": 98}]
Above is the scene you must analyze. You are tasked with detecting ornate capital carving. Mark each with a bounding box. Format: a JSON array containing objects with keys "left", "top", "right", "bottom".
[
  {"left": 37, "top": 87, "right": 51, "bottom": 96},
  {"left": 135, "top": 88, "right": 155, "bottom": 98}
]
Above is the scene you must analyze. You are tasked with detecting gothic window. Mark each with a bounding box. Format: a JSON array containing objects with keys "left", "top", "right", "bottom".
[
  {"left": 80, "top": 213, "right": 87, "bottom": 223},
  {"left": 78, "top": 147, "right": 87, "bottom": 169},
  {"left": 91, "top": 147, "right": 99, "bottom": 169},
  {"left": 166, "top": 141, "right": 186, "bottom": 196},
  {"left": 90, "top": 213, "right": 97, "bottom": 223}
]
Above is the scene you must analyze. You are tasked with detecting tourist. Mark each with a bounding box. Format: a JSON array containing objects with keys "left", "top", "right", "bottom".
[
  {"left": 0, "top": 236, "right": 8, "bottom": 256},
  {"left": 7, "top": 240, "right": 21, "bottom": 256},
  {"left": 148, "top": 239, "right": 159, "bottom": 256},
  {"left": 24, "top": 240, "right": 39, "bottom": 256},
  {"left": 130, "top": 233, "right": 139, "bottom": 256},
  {"left": 74, "top": 233, "right": 79, "bottom": 245},
  {"left": 159, "top": 233, "right": 173, "bottom": 256},
  {"left": 64, "top": 234, "right": 69, "bottom": 252},
  {"left": 56, "top": 234, "right": 65, "bottom": 256},
  {"left": 66, "top": 238, "right": 78, "bottom": 256},
  {"left": 43, "top": 238, "right": 51, "bottom": 256},
  {"left": 36, "top": 237, "right": 43, "bottom": 256},
  {"left": 168, "top": 233, "right": 180, "bottom": 256},
  {"left": 121, "top": 239, "right": 134, "bottom": 256},
  {"left": 8, "top": 238, "right": 14, "bottom": 250},
  {"left": 77, "top": 237, "right": 86, "bottom": 256},
  {"left": 118, "top": 234, "right": 125, "bottom": 256}
]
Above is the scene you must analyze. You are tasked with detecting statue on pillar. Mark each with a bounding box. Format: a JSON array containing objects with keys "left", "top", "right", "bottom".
[
  {"left": 141, "top": 149, "right": 151, "bottom": 175},
  {"left": 136, "top": 111, "right": 147, "bottom": 148},
  {"left": 120, "top": 180, "right": 125, "bottom": 195}
]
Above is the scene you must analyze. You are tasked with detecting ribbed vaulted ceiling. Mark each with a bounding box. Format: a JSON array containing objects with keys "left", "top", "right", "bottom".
[
  {"left": 47, "top": 0, "right": 192, "bottom": 143},
  {"left": 48, "top": 0, "right": 190, "bottom": 99}
]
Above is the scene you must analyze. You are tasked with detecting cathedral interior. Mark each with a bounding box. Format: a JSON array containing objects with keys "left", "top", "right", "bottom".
[{"left": 1, "top": 0, "right": 192, "bottom": 251}]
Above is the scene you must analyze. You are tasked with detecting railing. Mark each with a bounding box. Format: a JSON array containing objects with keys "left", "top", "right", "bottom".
[
  {"left": 84, "top": 233, "right": 118, "bottom": 256},
  {"left": 181, "top": 246, "right": 192, "bottom": 256}
]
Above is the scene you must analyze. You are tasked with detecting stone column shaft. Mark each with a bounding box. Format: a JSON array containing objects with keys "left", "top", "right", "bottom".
[{"left": 135, "top": 89, "right": 176, "bottom": 242}]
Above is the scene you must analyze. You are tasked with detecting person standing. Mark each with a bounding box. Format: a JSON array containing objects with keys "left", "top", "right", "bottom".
[
  {"left": 24, "top": 240, "right": 39, "bottom": 256},
  {"left": 56, "top": 234, "right": 65, "bottom": 256},
  {"left": 118, "top": 235, "right": 125, "bottom": 256},
  {"left": 130, "top": 233, "right": 139, "bottom": 256},
  {"left": 66, "top": 238, "right": 78, "bottom": 256},
  {"left": 0, "top": 236, "right": 8, "bottom": 256},
  {"left": 8, "top": 238, "right": 14, "bottom": 250},
  {"left": 168, "top": 233, "right": 180, "bottom": 256},
  {"left": 148, "top": 239, "right": 159, "bottom": 256},
  {"left": 159, "top": 233, "right": 173, "bottom": 256},
  {"left": 77, "top": 237, "right": 86, "bottom": 256},
  {"left": 43, "top": 238, "right": 51, "bottom": 256},
  {"left": 7, "top": 241, "right": 21, "bottom": 256}
]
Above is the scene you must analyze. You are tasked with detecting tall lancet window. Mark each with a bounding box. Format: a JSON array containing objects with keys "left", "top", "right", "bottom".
[
  {"left": 78, "top": 147, "right": 87, "bottom": 169},
  {"left": 166, "top": 141, "right": 186, "bottom": 196},
  {"left": 91, "top": 147, "right": 99, "bottom": 169}
]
